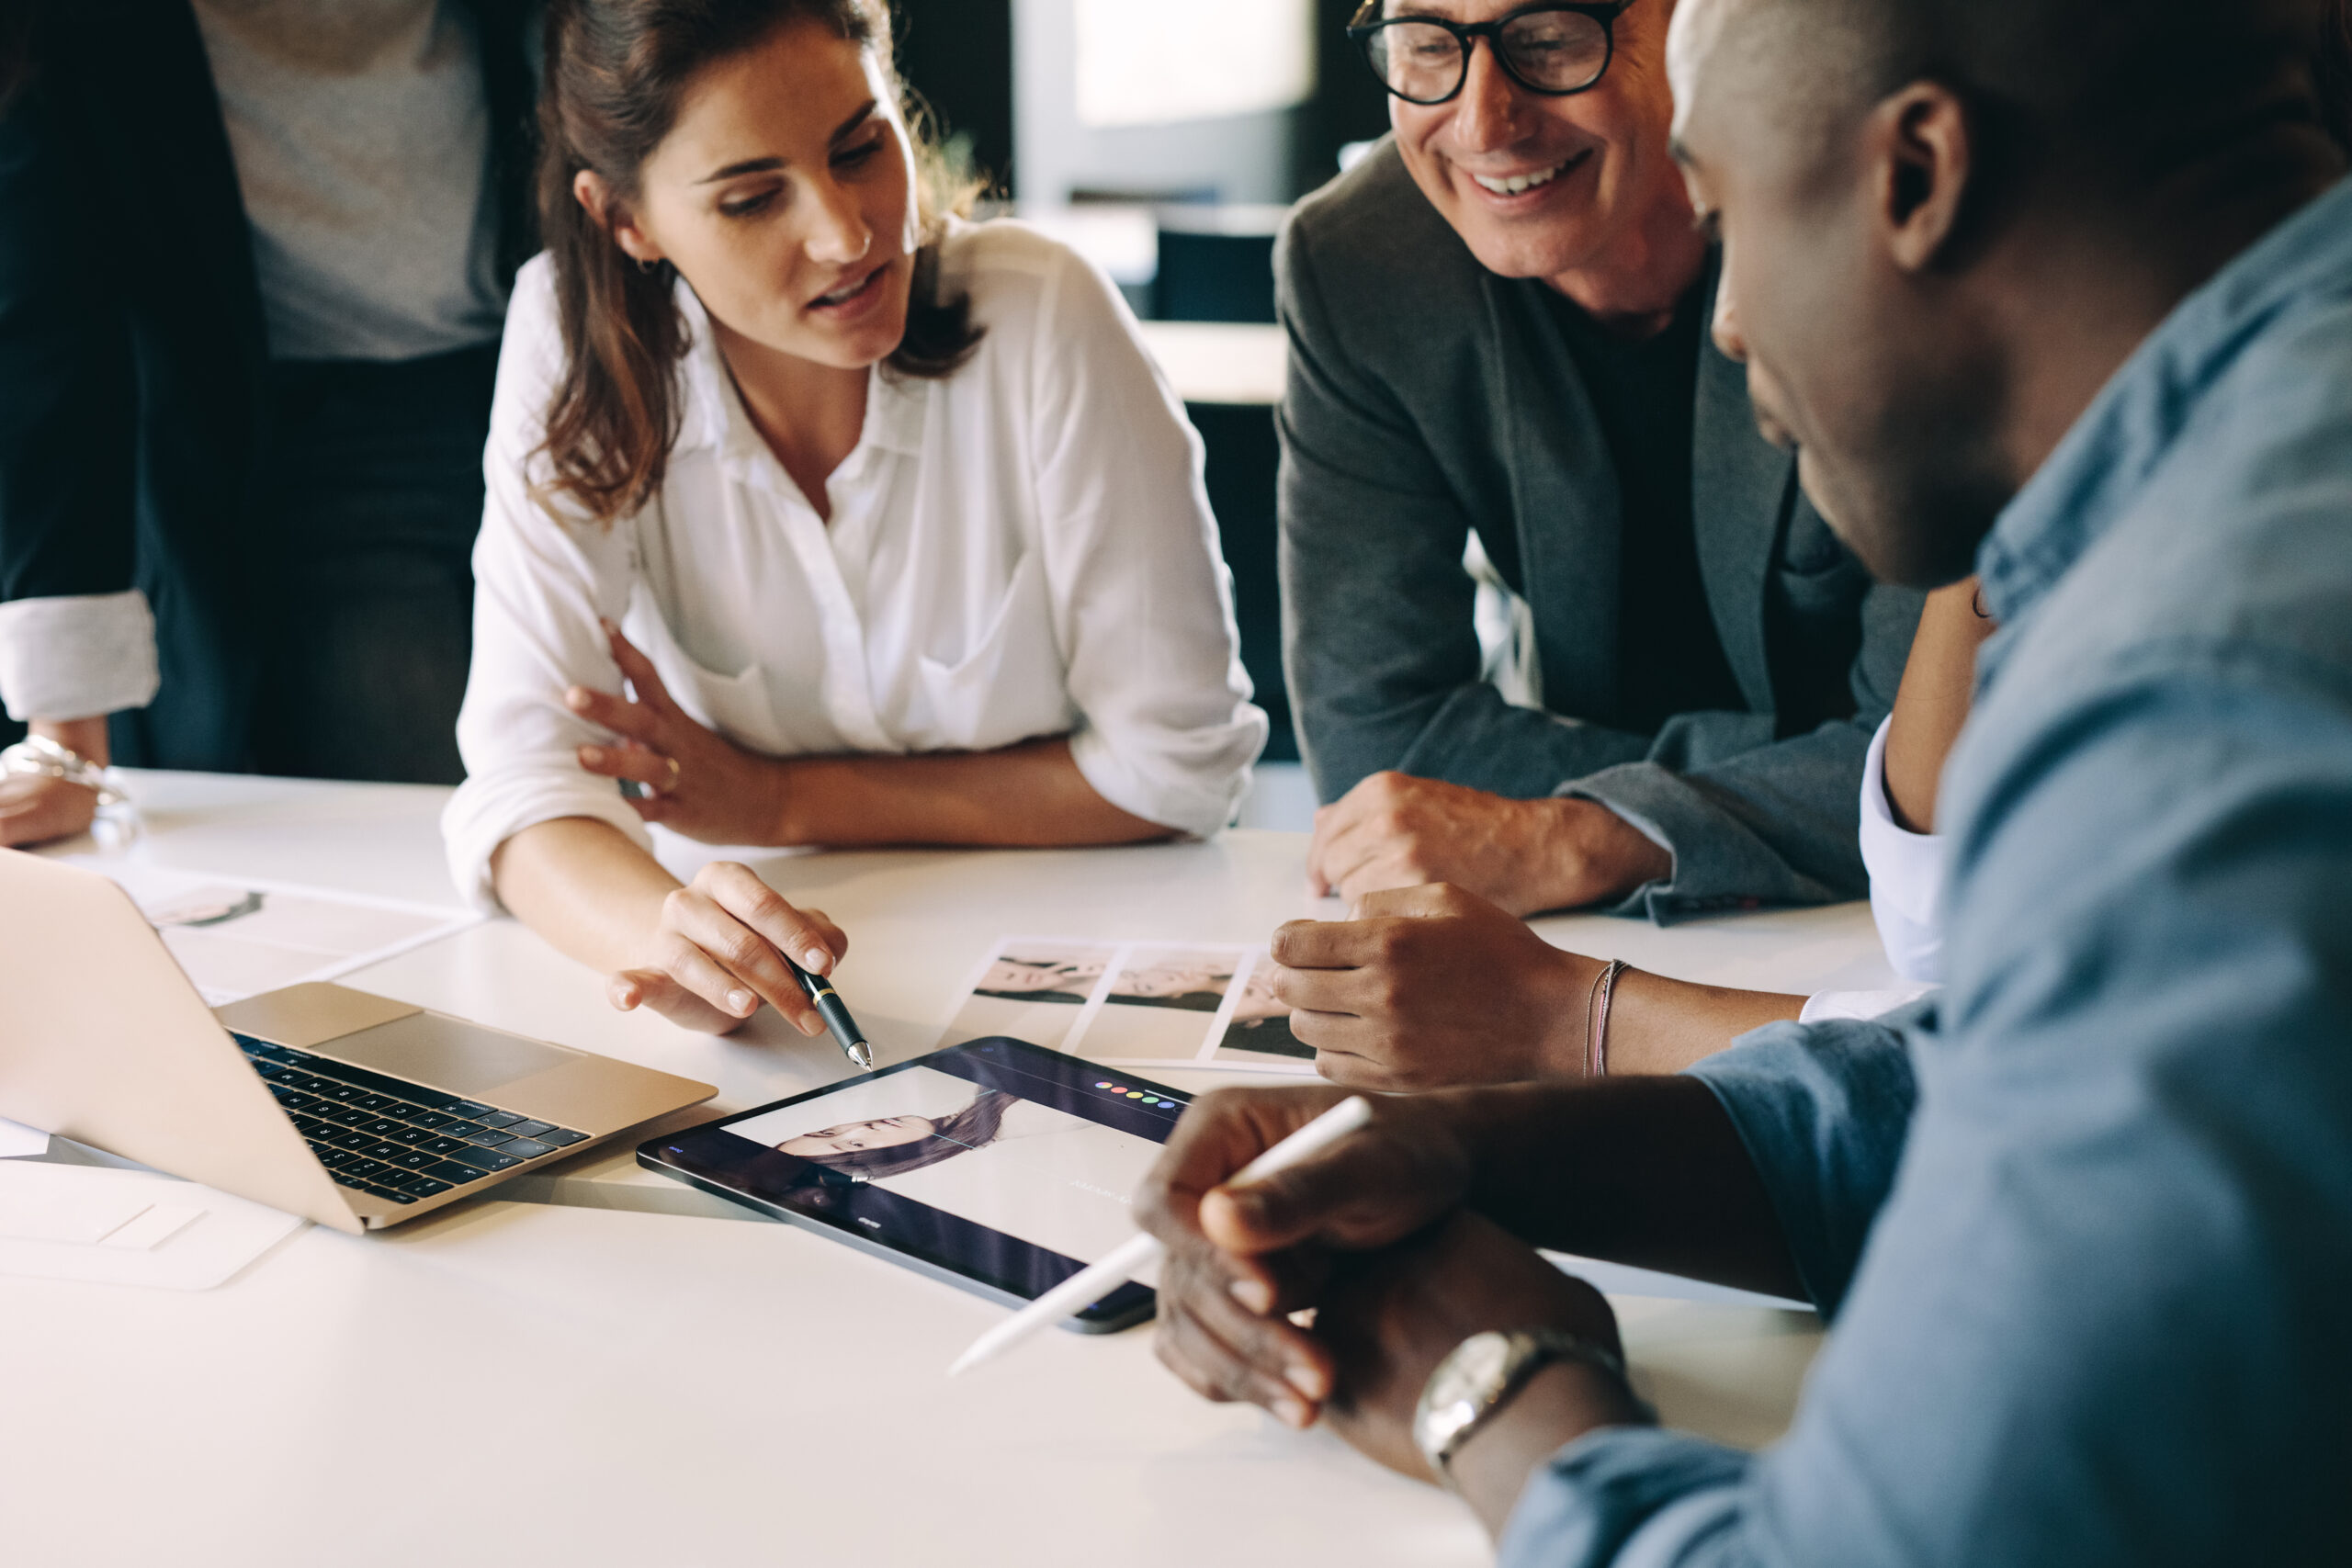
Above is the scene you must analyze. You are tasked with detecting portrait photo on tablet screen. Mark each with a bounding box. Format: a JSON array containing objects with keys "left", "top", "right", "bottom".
[{"left": 645, "top": 1041, "right": 1194, "bottom": 1316}]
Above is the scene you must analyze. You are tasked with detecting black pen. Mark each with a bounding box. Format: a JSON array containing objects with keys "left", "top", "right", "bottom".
[{"left": 789, "top": 957, "right": 872, "bottom": 1070}]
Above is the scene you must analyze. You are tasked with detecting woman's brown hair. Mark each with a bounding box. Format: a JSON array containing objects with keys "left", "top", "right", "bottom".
[{"left": 536, "top": 0, "right": 983, "bottom": 525}]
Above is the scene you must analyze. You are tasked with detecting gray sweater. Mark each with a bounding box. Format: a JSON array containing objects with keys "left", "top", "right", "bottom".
[{"left": 1275, "top": 142, "right": 1924, "bottom": 921}]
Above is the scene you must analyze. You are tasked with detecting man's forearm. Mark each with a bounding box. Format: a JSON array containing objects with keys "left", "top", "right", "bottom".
[{"left": 1452, "top": 1077, "right": 1804, "bottom": 1301}]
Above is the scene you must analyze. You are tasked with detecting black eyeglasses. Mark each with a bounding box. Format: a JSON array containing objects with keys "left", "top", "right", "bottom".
[{"left": 1347, "top": 2, "right": 1635, "bottom": 106}]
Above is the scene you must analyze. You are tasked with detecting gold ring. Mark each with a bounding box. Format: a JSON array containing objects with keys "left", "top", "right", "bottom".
[{"left": 664, "top": 755, "right": 683, "bottom": 792}]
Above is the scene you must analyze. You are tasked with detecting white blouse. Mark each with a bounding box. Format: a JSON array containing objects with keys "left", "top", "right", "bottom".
[
  {"left": 443, "top": 223, "right": 1266, "bottom": 909},
  {"left": 1800, "top": 716, "right": 1947, "bottom": 1024}
]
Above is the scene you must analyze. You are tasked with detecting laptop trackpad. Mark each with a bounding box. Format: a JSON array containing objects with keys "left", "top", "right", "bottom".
[{"left": 314, "top": 1013, "right": 580, "bottom": 1099}]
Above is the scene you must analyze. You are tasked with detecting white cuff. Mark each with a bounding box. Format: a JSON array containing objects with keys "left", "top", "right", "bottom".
[
  {"left": 0, "top": 592, "right": 162, "bottom": 722},
  {"left": 1859, "top": 716, "right": 1947, "bottom": 985},
  {"left": 1800, "top": 983, "right": 1939, "bottom": 1025}
]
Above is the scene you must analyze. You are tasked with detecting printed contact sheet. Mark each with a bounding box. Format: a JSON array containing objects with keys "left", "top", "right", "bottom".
[{"left": 937, "top": 935, "right": 1317, "bottom": 1074}]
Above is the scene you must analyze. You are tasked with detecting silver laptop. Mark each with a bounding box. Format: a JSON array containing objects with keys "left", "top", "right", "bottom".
[{"left": 0, "top": 851, "right": 716, "bottom": 1232}]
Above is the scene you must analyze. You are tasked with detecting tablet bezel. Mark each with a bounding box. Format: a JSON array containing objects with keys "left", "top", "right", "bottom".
[{"left": 637, "top": 1037, "right": 1198, "bottom": 1332}]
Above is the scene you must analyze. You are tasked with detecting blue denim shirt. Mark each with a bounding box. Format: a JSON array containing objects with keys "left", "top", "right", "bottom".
[{"left": 1499, "top": 175, "right": 2352, "bottom": 1567}]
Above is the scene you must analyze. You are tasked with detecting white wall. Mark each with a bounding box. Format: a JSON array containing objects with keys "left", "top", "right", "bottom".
[{"left": 1011, "top": 0, "right": 1311, "bottom": 206}]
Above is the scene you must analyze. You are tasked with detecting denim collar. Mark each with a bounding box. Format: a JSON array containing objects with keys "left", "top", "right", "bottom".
[{"left": 1975, "top": 175, "right": 2352, "bottom": 634}]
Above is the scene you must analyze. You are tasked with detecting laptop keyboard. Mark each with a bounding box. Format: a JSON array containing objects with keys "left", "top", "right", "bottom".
[{"left": 232, "top": 1033, "right": 588, "bottom": 1208}]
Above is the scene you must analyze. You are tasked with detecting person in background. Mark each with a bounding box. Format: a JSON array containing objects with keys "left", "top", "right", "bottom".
[
  {"left": 446, "top": 0, "right": 1263, "bottom": 1036},
  {"left": 1138, "top": 2, "right": 2352, "bottom": 1562},
  {"left": 0, "top": 0, "right": 537, "bottom": 845},
  {"left": 1280, "top": 0, "right": 1923, "bottom": 923}
]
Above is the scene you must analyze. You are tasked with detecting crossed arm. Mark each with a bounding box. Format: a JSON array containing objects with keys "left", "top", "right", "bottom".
[{"left": 488, "top": 622, "right": 1170, "bottom": 1033}]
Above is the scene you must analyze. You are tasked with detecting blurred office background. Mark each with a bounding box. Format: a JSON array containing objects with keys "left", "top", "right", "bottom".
[
  {"left": 0, "top": 1, "right": 1383, "bottom": 824},
  {"left": 898, "top": 0, "right": 1387, "bottom": 796}
]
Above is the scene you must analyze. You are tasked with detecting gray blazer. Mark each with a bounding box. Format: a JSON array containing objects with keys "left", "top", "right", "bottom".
[{"left": 1276, "top": 142, "right": 1924, "bottom": 920}]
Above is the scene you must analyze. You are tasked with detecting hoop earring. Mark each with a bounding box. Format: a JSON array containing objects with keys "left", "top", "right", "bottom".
[{"left": 635, "top": 255, "right": 660, "bottom": 276}]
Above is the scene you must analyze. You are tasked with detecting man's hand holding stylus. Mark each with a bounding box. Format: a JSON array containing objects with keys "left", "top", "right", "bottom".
[{"left": 1133, "top": 1087, "right": 1642, "bottom": 1529}]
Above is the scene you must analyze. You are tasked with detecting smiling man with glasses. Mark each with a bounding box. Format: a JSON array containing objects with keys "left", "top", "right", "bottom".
[{"left": 1281, "top": 0, "right": 1922, "bottom": 932}]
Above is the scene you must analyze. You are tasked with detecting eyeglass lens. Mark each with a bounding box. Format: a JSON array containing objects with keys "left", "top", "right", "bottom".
[{"left": 1364, "top": 11, "right": 1611, "bottom": 103}]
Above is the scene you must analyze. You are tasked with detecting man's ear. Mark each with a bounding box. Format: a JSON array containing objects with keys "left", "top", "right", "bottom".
[
  {"left": 1868, "top": 81, "right": 1973, "bottom": 274},
  {"left": 573, "top": 168, "right": 664, "bottom": 267}
]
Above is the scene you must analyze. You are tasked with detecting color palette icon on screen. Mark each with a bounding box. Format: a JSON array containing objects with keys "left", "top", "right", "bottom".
[{"left": 1096, "top": 1080, "right": 1180, "bottom": 1108}]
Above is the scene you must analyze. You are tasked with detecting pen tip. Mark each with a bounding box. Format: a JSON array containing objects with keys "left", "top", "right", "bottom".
[{"left": 851, "top": 1042, "right": 873, "bottom": 1070}]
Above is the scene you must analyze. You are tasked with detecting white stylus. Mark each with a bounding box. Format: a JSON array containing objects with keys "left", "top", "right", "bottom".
[{"left": 945, "top": 1095, "right": 1376, "bottom": 1377}]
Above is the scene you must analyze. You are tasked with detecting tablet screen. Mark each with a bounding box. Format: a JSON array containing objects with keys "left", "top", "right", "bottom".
[{"left": 642, "top": 1039, "right": 1193, "bottom": 1319}]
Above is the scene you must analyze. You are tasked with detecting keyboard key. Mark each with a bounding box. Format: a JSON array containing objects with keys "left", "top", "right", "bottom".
[
  {"left": 504, "top": 1120, "right": 554, "bottom": 1140},
  {"left": 294, "top": 1116, "right": 335, "bottom": 1138},
  {"left": 538, "top": 1128, "right": 589, "bottom": 1147},
  {"left": 255, "top": 1064, "right": 297, "bottom": 1083},
  {"left": 424, "top": 1160, "right": 487, "bottom": 1185},
  {"left": 366, "top": 1184, "right": 418, "bottom": 1204},
  {"left": 390, "top": 1150, "right": 439, "bottom": 1172},
  {"left": 318, "top": 1148, "right": 359, "bottom": 1170},
  {"left": 311, "top": 1082, "right": 361, "bottom": 1103},
  {"left": 492, "top": 1137, "right": 555, "bottom": 1160},
  {"left": 400, "top": 1110, "right": 453, "bottom": 1131},
  {"left": 358, "top": 1118, "right": 405, "bottom": 1137},
  {"left": 332, "top": 1131, "right": 376, "bottom": 1151},
  {"left": 345, "top": 1158, "right": 399, "bottom": 1182},
  {"left": 459, "top": 1125, "right": 514, "bottom": 1146},
  {"left": 448, "top": 1100, "right": 496, "bottom": 1119},
  {"left": 360, "top": 1141, "right": 408, "bottom": 1161},
  {"left": 327, "top": 1107, "right": 374, "bottom": 1128},
  {"left": 421, "top": 1135, "right": 469, "bottom": 1156},
  {"left": 387, "top": 1126, "right": 437, "bottom": 1147},
  {"left": 399, "top": 1178, "right": 452, "bottom": 1199},
  {"left": 473, "top": 1111, "right": 523, "bottom": 1130},
  {"left": 447, "top": 1146, "right": 520, "bottom": 1174},
  {"left": 437, "top": 1119, "right": 485, "bottom": 1139},
  {"left": 353, "top": 1093, "right": 398, "bottom": 1112}
]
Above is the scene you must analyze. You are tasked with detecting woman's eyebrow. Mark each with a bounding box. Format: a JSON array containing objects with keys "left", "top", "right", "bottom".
[{"left": 693, "top": 99, "right": 881, "bottom": 185}]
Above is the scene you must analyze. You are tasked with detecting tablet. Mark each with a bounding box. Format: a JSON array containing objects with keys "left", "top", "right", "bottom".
[{"left": 638, "top": 1037, "right": 1198, "bottom": 1331}]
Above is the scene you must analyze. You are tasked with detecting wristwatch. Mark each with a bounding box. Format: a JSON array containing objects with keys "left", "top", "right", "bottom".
[
  {"left": 0, "top": 733, "right": 129, "bottom": 810},
  {"left": 1412, "top": 1328, "right": 1647, "bottom": 1489}
]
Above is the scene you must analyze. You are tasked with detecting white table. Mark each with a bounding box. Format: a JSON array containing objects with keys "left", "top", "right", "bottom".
[{"left": 5, "top": 771, "right": 1886, "bottom": 1564}]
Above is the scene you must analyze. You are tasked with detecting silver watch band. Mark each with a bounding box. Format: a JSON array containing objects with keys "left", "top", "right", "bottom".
[
  {"left": 1414, "top": 1328, "right": 1649, "bottom": 1489},
  {"left": 0, "top": 734, "right": 129, "bottom": 809}
]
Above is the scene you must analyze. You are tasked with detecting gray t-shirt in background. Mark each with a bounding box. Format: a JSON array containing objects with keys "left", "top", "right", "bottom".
[{"left": 188, "top": 0, "right": 508, "bottom": 363}]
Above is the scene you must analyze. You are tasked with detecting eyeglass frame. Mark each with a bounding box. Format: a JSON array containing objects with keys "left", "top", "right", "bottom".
[{"left": 1345, "top": 1, "right": 1638, "bottom": 106}]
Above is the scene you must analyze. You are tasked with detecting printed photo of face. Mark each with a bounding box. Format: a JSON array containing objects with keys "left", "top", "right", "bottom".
[
  {"left": 1215, "top": 962, "right": 1314, "bottom": 1063},
  {"left": 1102, "top": 948, "right": 1239, "bottom": 1014},
  {"left": 976, "top": 953, "right": 1108, "bottom": 1003}
]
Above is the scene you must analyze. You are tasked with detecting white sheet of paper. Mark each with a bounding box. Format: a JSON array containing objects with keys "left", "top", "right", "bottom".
[
  {"left": 0, "top": 1116, "right": 50, "bottom": 1159},
  {"left": 57, "top": 856, "right": 477, "bottom": 1005},
  {"left": 0, "top": 1162, "right": 305, "bottom": 1291},
  {"left": 1550, "top": 1252, "right": 1813, "bottom": 1313}
]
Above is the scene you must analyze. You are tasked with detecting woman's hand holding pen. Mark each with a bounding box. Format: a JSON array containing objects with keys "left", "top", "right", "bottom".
[
  {"left": 567, "top": 621, "right": 794, "bottom": 847},
  {"left": 608, "top": 860, "right": 849, "bottom": 1036}
]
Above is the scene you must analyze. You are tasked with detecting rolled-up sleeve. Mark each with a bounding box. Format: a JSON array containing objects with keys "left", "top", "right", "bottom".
[
  {"left": 1856, "top": 717, "right": 1945, "bottom": 982},
  {"left": 441, "top": 260, "right": 650, "bottom": 911},
  {"left": 0, "top": 591, "right": 159, "bottom": 722},
  {"left": 1028, "top": 243, "right": 1268, "bottom": 837}
]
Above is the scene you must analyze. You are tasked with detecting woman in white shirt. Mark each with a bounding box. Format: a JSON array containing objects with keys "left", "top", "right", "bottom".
[{"left": 444, "top": 0, "right": 1264, "bottom": 1035}]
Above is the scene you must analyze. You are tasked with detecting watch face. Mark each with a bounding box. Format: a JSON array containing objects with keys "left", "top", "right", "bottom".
[
  {"left": 1419, "top": 1329, "right": 1518, "bottom": 1460},
  {"left": 1449, "top": 1332, "right": 1515, "bottom": 1398}
]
